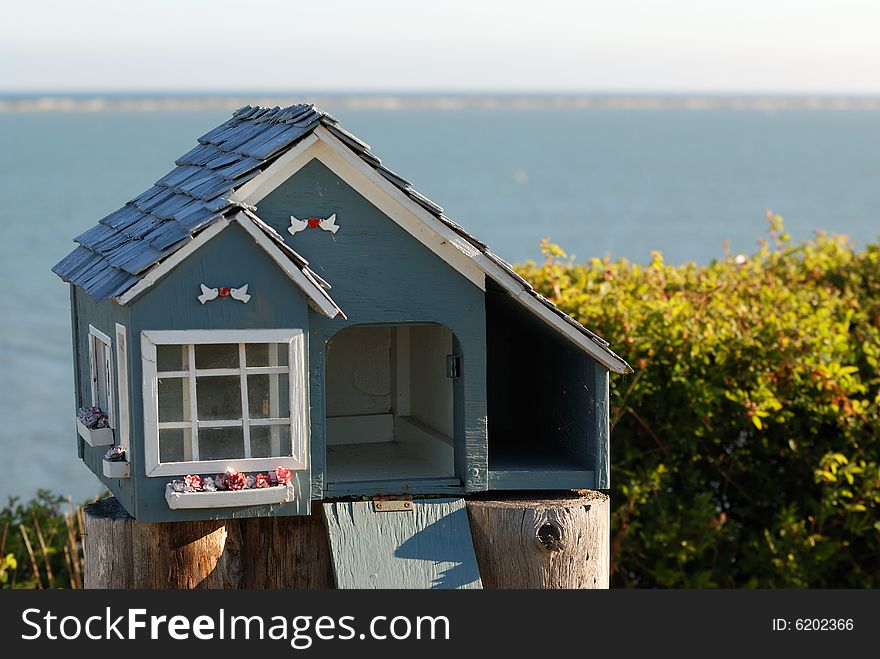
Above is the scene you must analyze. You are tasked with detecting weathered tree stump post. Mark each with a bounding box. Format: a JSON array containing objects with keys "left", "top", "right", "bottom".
[
  {"left": 82, "top": 498, "right": 334, "bottom": 589},
  {"left": 83, "top": 493, "right": 609, "bottom": 589},
  {"left": 466, "top": 491, "right": 610, "bottom": 589}
]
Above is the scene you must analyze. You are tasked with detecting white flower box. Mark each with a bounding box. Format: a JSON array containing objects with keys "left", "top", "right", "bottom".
[
  {"left": 102, "top": 459, "right": 130, "bottom": 479},
  {"left": 76, "top": 419, "right": 114, "bottom": 447},
  {"left": 164, "top": 483, "right": 295, "bottom": 510}
]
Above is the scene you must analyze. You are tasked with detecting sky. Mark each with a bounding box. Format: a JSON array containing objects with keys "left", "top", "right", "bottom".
[{"left": 2, "top": 0, "right": 880, "bottom": 94}]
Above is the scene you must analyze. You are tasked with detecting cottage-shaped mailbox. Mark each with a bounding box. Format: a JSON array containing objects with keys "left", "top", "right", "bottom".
[{"left": 53, "top": 104, "right": 630, "bottom": 529}]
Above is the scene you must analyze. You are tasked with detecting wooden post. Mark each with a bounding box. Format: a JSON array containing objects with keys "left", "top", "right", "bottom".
[
  {"left": 83, "top": 493, "right": 609, "bottom": 589},
  {"left": 466, "top": 491, "right": 610, "bottom": 589},
  {"left": 82, "top": 498, "right": 333, "bottom": 589}
]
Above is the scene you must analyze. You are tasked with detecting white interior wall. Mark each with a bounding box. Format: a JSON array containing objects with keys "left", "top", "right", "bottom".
[
  {"left": 325, "top": 325, "right": 391, "bottom": 417},
  {"left": 325, "top": 325, "right": 454, "bottom": 479},
  {"left": 407, "top": 324, "right": 454, "bottom": 437}
]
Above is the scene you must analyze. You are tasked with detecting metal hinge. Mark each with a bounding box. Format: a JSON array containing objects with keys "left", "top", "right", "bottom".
[
  {"left": 373, "top": 495, "right": 414, "bottom": 512},
  {"left": 446, "top": 354, "right": 461, "bottom": 379}
]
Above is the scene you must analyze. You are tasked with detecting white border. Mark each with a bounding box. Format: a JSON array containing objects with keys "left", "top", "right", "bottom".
[{"left": 141, "top": 328, "right": 308, "bottom": 477}]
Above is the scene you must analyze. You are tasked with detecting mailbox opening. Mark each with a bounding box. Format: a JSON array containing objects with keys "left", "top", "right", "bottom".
[
  {"left": 325, "top": 324, "right": 457, "bottom": 490},
  {"left": 486, "top": 283, "right": 595, "bottom": 481}
]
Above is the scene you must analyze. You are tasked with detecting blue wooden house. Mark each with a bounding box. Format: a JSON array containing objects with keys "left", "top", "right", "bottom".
[{"left": 53, "top": 104, "right": 630, "bottom": 527}]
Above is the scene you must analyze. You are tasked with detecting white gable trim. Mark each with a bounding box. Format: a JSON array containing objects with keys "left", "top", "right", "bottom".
[
  {"left": 229, "top": 132, "right": 320, "bottom": 204},
  {"left": 229, "top": 127, "right": 628, "bottom": 372},
  {"left": 114, "top": 214, "right": 340, "bottom": 319},
  {"left": 116, "top": 219, "right": 229, "bottom": 305},
  {"left": 231, "top": 211, "right": 340, "bottom": 318},
  {"left": 474, "top": 253, "right": 629, "bottom": 373},
  {"left": 229, "top": 129, "right": 486, "bottom": 291}
]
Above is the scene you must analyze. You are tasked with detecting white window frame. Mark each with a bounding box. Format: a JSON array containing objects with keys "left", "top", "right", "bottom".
[
  {"left": 141, "top": 329, "right": 307, "bottom": 477},
  {"left": 115, "top": 324, "right": 130, "bottom": 451},
  {"left": 88, "top": 325, "right": 115, "bottom": 429}
]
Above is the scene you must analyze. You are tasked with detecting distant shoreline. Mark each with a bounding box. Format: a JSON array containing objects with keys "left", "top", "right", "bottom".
[{"left": 3, "top": 94, "right": 880, "bottom": 113}]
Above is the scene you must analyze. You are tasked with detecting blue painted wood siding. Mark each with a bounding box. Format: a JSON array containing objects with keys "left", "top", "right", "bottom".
[
  {"left": 255, "top": 159, "right": 489, "bottom": 497},
  {"left": 72, "top": 285, "right": 135, "bottom": 512},
  {"left": 324, "top": 498, "right": 482, "bottom": 589},
  {"left": 125, "top": 223, "right": 312, "bottom": 522}
]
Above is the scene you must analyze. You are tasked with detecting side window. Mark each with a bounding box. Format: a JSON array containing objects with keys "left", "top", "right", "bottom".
[{"left": 88, "top": 326, "right": 115, "bottom": 429}]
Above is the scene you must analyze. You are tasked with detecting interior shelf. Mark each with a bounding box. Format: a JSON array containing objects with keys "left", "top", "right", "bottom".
[
  {"left": 489, "top": 450, "right": 588, "bottom": 473},
  {"left": 327, "top": 439, "right": 455, "bottom": 484}
]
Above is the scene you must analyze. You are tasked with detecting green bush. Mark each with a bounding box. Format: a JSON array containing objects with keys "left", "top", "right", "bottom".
[
  {"left": 0, "top": 490, "right": 84, "bottom": 589},
  {"left": 517, "top": 215, "right": 880, "bottom": 587}
]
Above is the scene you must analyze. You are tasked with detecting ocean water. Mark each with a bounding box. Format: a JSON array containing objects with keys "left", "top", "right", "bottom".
[{"left": 1, "top": 107, "right": 879, "bottom": 503}]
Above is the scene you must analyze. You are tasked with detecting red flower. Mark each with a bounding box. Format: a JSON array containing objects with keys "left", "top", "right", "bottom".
[
  {"left": 275, "top": 467, "right": 293, "bottom": 484},
  {"left": 219, "top": 287, "right": 231, "bottom": 297},
  {"left": 184, "top": 474, "right": 202, "bottom": 491},
  {"left": 225, "top": 468, "right": 247, "bottom": 491},
  {"left": 255, "top": 473, "right": 270, "bottom": 488}
]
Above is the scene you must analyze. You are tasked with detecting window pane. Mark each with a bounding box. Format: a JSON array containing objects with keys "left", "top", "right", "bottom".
[
  {"left": 199, "top": 426, "right": 245, "bottom": 460},
  {"left": 250, "top": 424, "right": 291, "bottom": 458},
  {"left": 248, "top": 373, "right": 290, "bottom": 418},
  {"left": 196, "top": 376, "right": 241, "bottom": 420},
  {"left": 245, "top": 343, "right": 268, "bottom": 367},
  {"left": 158, "top": 377, "right": 188, "bottom": 422},
  {"left": 159, "top": 428, "right": 191, "bottom": 463},
  {"left": 157, "top": 345, "right": 188, "bottom": 371},
  {"left": 246, "top": 343, "right": 288, "bottom": 367},
  {"left": 195, "top": 344, "right": 238, "bottom": 369}
]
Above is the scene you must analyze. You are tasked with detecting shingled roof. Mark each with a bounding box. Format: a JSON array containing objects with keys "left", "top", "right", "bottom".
[{"left": 53, "top": 103, "right": 630, "bottom": 373}]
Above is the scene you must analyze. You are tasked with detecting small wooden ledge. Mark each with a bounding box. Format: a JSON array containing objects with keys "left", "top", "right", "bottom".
[
  {"left": 76, "top": 420, "right": 114, "bottom": 447},
  {"left": 102, "top": 459, "right": 130, "bottom": 479},
  {"left": 164, "top": 483, "right": 295, "bottom": 509}
]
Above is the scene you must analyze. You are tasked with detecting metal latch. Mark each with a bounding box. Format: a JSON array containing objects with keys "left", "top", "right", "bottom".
[{"left": 373, "top": 495, "right": 414, "bottom": 512}]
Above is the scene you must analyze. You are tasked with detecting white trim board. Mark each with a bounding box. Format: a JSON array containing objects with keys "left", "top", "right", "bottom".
[
  {"left": 474, "top": 253, "right": 630, "bottom": 372},
  {"left": 228, "top": 132, "right": 320, "bottom": 205},
  {"left": 114, "top": 323, "right": 130, "bottom": 451},
  {"left": 231, "top": 128, "right": 628, "bottom": 372},
  {"left": 232, "top": 210, "right": 340, "bottom": 318},
  {"left": 88, "top": 324, "right": 112, "bottom": 347},
  {"left": 165, "top": 482, "right": 295, "bottom": 509},
  {"left": 115, "top": 213, "right": 341, "bottom": 319}
]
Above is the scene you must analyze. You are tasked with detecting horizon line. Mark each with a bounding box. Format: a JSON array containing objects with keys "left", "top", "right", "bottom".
[
  {"left": 5, "top": 90, "right": 880, "bottom": 98},
  {"left": 4, "top": 92, "right": 880, "bottom": 113}
]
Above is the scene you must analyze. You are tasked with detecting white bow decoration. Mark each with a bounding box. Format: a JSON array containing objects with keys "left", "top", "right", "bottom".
[
  {"left": 288, "top": 213, "right": 339, "bottom": 236},
  {"left": 198, "top": 284, "right": 251, "bottom": 304}
]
